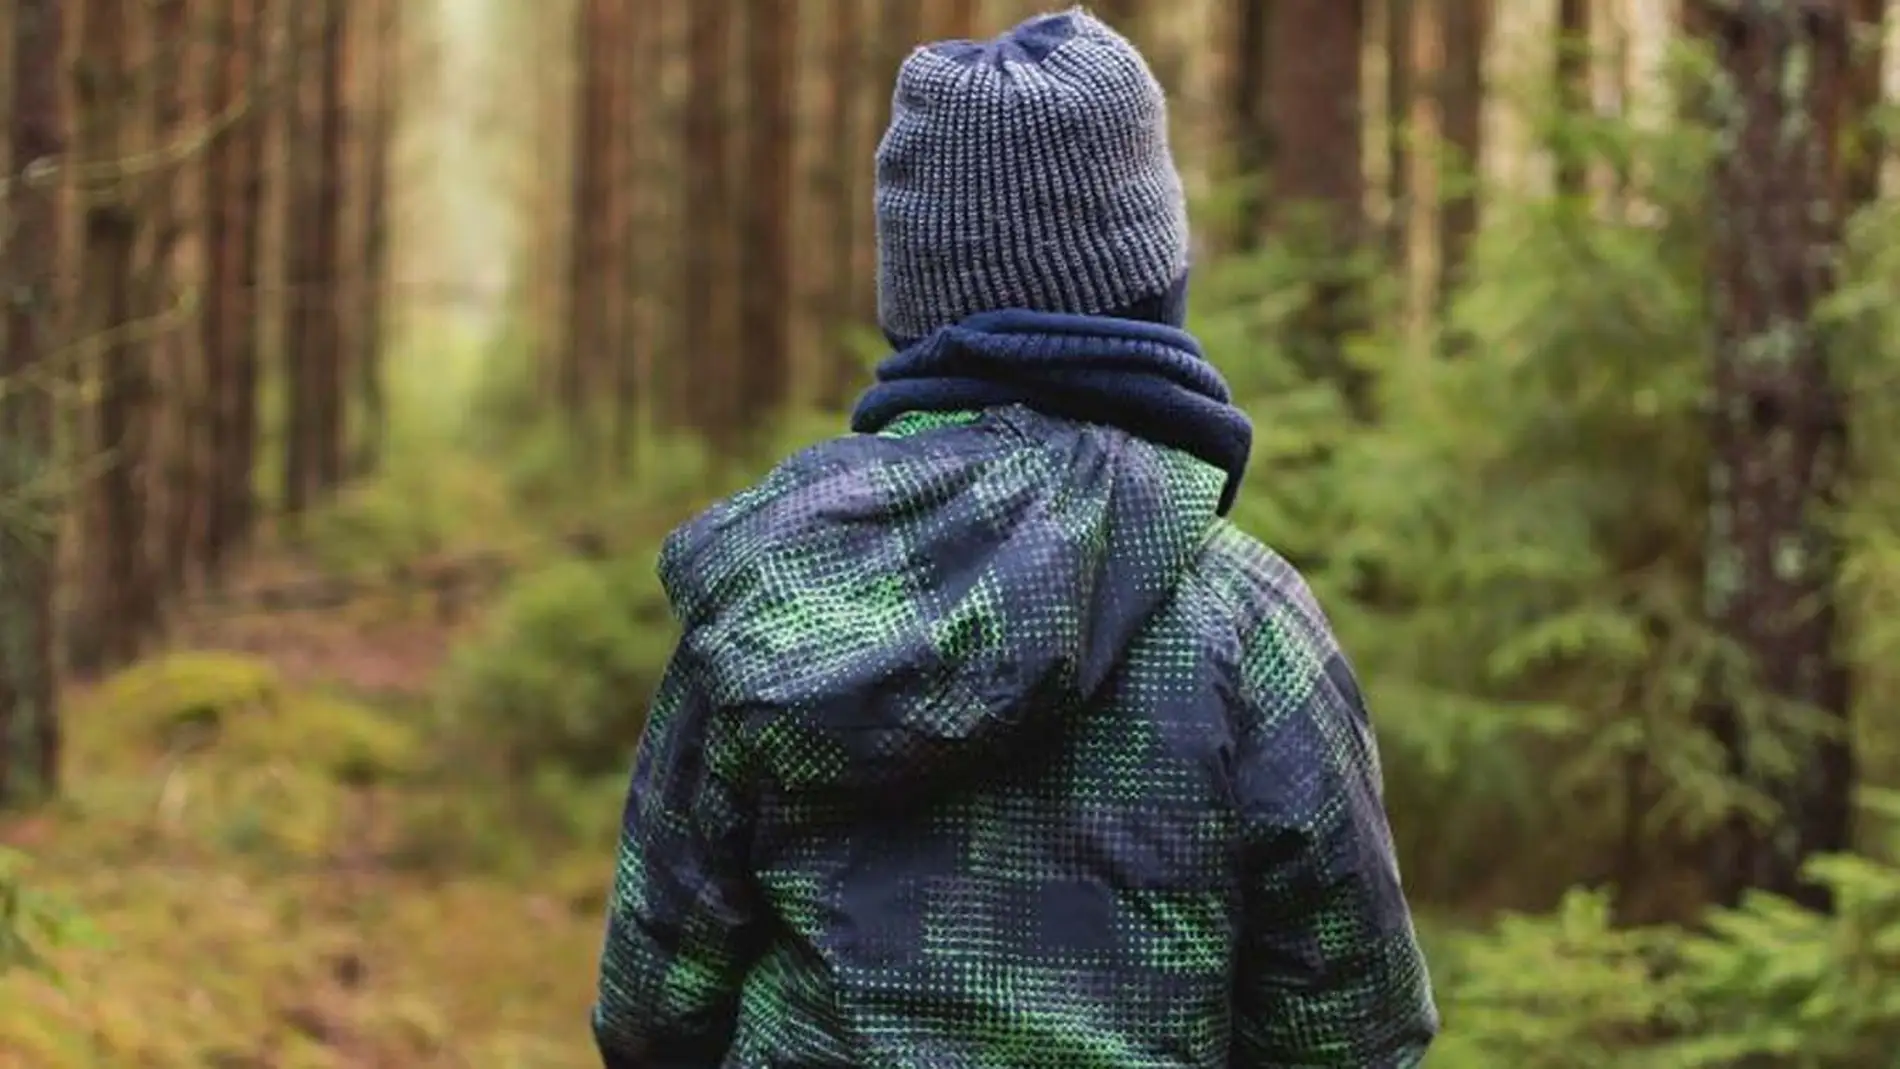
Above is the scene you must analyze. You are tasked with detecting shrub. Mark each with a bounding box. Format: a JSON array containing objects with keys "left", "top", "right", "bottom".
[
  {"left": 435, "top": 554, "right": 673, "bottom": 778},
  {"left": 1431, "top": 791, "right": 1900, "bottom": 1066}
]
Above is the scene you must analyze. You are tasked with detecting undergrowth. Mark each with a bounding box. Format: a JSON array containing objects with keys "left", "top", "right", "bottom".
[{"left": 0, "top": 652, "right": 609, "bottom": 1068}]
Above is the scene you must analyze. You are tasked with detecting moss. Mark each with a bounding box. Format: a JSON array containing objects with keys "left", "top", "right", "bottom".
[
  {"left": 79, "top": 653, "right": 421, "bottom": 787},
  {"left": 0, "top": 663, "right": 604, "bottom": 1068},
  {"left": 82, "top": 652, "right": 282, "bottom": 757}
]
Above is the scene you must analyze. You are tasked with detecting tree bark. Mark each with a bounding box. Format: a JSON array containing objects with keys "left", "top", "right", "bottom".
[
  {"left": 738, "top": 0, "right": 796, "bottom": 435},
  {"left": 202, "top": 0, "right": 265, "bottom": 572},
  {"left": 1229, "top": 0, "right": 1272, "bottom": 251},
  {"left": 280, "top": 0, "right": 314, "bottom": 515},
  {"left": 1842, "top": 0, "right": 1885, "bottom": 209},
  {"left": 0, "top": 0, "right": 66, "bottom": 803},
  {"left": 1436, "top": 0, "right": 1487, "bottom": 304},
  {"left": 600, "top": 0, "right": 632, "bottom": 460},
  {"left": 1385, "top": 0, "right": 1415, "bottom": 267},
  {"left": 354, "top": 0, "right": 399, "bottom": 475},
  {"left": 563, "top": 0, "right": 608, "bottom": 422},
  {"left": 149, "top": 0, "right": 199, "bottom": 605},
  {"left": 308, "top": 0, "right": 347, "bottom": 495},
  {"left": 1555, "top": 0, "right": 1591, "bottom": 196},
  {"left": 1268, "top": 0, "right": 1369, "bottom": 409},
  {"left": 682, "top": 1, "right": 739, "bottom": 447},
  {"left": 1694, "top": 0, "right": 1857, "bottom": 912},
  {"left": 75, "top": 0, "right": 154, "bottom": 672},
  {"left": 822, "top": 0, "right": 867, "bottom": 406}
]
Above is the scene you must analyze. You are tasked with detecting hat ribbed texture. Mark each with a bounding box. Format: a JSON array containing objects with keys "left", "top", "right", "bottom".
[{"left": 874, "top": 9, "right": 1190, "bottom": 343}]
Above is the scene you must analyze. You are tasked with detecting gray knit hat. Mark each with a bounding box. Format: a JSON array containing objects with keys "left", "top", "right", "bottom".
[{"left": 874, "top": 8, "right": 1190, "bottom": 343}]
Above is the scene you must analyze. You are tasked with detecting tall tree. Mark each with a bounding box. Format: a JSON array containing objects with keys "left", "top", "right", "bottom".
[
  {"left": 933, "top": 0, "right": 982, "bottom": 38},
  {"left": 1842, "top": 0, "right": 1886, "bottom": 209},
  {"left": 75, "top": 0, "right": 153, "bottom": 670},
  {"left": 822, "top": 0, "right": 869, "bottom": 405},
  {"left": 279, "top": 0, "right": 314, "bottom": 514},
  {"left": 1268, "top": 0, "right": 1369, "bottom": 407},
  {"left": 354, "top": 0, "right": 399, "bottom": 474},
  {"left": 563, "top": 0, "right": 609, "bottom": 422},
  {"left": 614, "top": 0, "right": 650, "bottom": 461},
  {"left": 600, "top": 0, "right": 632, "bottom": 458},
  {"left": 282, "top": 0, "right": 348, "bottom": 515},
  {"left": 738, "top": 0, "right": 796, "bottom": 433},
  {"left": 0, "top": 0, "right": 66, "bottom": 803},
  {"left": 1555, "top": 0, "right": 1591, "bottom": 196},
  {"left": 308, "top": 0, "right": 347, "bottom": 496},
  {"left": 1436, "top": 0, "right": 1488, "bottom": 305},
  {"left": 1385, "top": 0, "right": 1416, "bottom": 268},
  {"left": 1093, "top": 0, "right": 1144, "bottom": 36},
  {"left": 682, "top": 2, "right": 739, "bottom": 446},
  {"left": 200, "top": 0, "right": 265, "bottom": 572},
  {"left": 1692, "top": 0, "right": 1859, "bottom": 911},
  {"left": 148, "top": 0, "right": 199, "bottom": 599},
  {"left": 1228, "top": 0, "right": 1273, "bottom": 250}
]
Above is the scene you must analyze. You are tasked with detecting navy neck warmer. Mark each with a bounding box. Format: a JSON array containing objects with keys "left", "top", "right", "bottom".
[{"left": 850, "top": 309, "right": 1253, "bottom": 515}]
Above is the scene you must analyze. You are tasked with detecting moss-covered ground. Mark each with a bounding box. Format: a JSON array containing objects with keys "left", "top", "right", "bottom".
[{"left": 0, "top": 636, "right": 610, "bottom": 1068}]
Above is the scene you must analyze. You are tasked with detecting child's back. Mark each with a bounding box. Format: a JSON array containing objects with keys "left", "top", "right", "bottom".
[{"left": 592, "top": 11, "right": 1436, "bottom": 1067}]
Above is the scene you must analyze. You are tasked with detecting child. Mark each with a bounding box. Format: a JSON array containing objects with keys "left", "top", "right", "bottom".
[{"left": 593, "top": 9, "right": 1437, "bottom": 1066}]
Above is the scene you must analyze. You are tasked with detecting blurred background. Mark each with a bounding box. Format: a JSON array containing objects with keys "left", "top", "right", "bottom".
[{"left": 3, "top": 0, "right": 1900, "bottom": 1065}]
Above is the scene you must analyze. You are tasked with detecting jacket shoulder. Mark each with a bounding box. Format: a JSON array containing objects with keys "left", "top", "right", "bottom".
[{"left": 1191, "top": 520, "right": 1336, "bottom": 647}]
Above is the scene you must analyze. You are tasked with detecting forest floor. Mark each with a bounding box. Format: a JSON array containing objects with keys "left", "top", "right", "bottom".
[{"left": 0, "top": 531, "right": 611, "bottom": 1067}]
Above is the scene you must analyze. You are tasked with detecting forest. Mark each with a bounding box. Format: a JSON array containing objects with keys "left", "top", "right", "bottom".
[{"left": 2, "top": 0, "right": 1899, "bottom": 1064}]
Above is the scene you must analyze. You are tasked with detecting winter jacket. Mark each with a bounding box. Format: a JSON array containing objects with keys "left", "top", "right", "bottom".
[{"left": 591, "top": 393, "right": 1436, "bottom": 1068}]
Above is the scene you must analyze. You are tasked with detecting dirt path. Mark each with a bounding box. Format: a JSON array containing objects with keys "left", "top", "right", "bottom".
[{"left": 167, "top": 554, "right": 489, "bottom": 699}]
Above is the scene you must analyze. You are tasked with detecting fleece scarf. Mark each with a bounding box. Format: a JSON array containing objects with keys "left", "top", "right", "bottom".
[{"left": 850, "top": 310, "right": 1253, "bottom": 514}]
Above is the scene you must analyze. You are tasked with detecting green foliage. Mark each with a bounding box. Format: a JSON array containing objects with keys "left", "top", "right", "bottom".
[
  {"left": 437, "top": 554, "right": 672, "bottom": 778},
  {"left": 0, "top": 849, "right": 87, "bottom": 978},
  {"left": 1432, "top": 792, "right": 1900, "bottom": 1067},
  {"left": 1174, "top": 49, "right": 1900, "bottom": 921}
]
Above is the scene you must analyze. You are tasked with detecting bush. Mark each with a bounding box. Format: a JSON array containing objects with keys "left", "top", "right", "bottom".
[
  {"left": 435, "top": 554, "right": 673, "bottom": 778},
  {"left": 1432, "top": 793, "right": 1900, "bottom": 1066}
]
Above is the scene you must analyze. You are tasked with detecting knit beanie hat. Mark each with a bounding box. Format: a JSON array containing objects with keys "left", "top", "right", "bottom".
[{"left": 874, "top": 9, "right": 1191, "bottom": 345}]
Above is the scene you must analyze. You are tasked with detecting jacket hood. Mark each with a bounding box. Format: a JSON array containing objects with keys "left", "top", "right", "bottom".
[{"left": 656, "top": 407, "right": 1226, "bottom": 801}]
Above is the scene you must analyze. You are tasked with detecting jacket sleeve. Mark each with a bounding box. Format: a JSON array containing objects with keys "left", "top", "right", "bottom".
[
  {"left": 593, "top": 644, "right": 762, "bottom": 1069},
  {"left": 1230, "top": 592, "right": 1438, "bottom": 1068}
]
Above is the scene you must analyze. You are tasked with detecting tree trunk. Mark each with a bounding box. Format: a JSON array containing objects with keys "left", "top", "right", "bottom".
[
  {"left": 75, "top": 0, "right": 153, "bottom": 672},
  {"left": 563, "top": 0, "right": 607, "bottom": 422},
  {"left": 1268, "top": 0, "right": 1368, "bottom": 409},
  {"left": 934, "top": 0, "right": 981, "bottom": 38},
  {"left": 1436, "top": 0, "right": 1487, "bottom": 305},
  {"left": 202, "top": 0, "right": 265, "bottom": 573},
  {"left": 354, "top": 0, "right": 398, "bottom": 476},
  {"left": 822, "top": 0, "right": 867, "bottom": 406},
  {"left": 682, "top": 1, "right": 739, "bottom": 447},
  {"left": 1229, "top": 0, "right": 1272, "bottom": 251},
  {"left": 308, "top": 0, "right": 347, "bottom": 495},
  {"left": 613, "top": 0, "right": 652, "bottom": 464},
  {"left": 1842, "top": 0, "right": 1885, "bottom": 209},
  {"left": 280, "top": 0, "right": 314, "bottom": 515},
  {"left": 1695, "top": 0, "right": 1857, "bottom": 912},
  {"left": 149, "top": 0, "right": 198, "bottom": 607},
  {"left": 1093, "top": 0, "right": 1143, "bottom": 37},
  {"left": 0, "top": 0, "right": 66, "bottom": 804},
  {"left": 1385, "top": 0, "right": 1415, "bottom": 268},
  {"left": 280, "top": 0, "right": 347, "bottom": 515},
  {"left": 599, "top": 0, "right": 632, "bottom": 460},
  {"left": 738, "top": 0, "right": 796, "bottom": 436},
  {"left": 1555, "top": 0, "right": 1590, "bottom": 196}
]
